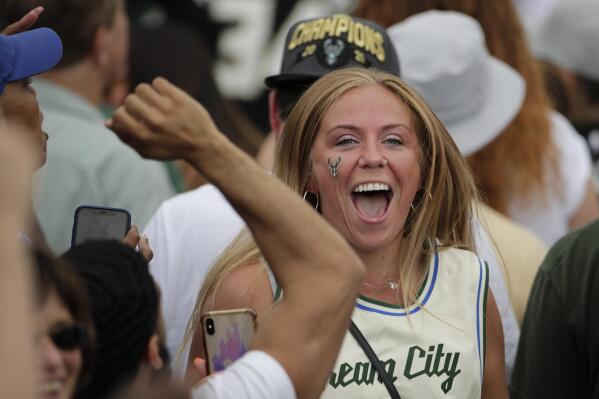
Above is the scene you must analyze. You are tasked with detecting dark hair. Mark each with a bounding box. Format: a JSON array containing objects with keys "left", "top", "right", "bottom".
[
  {"left": 577, "top": 74, "right": 599, "bottom": 105},
  {"left": 129, "top": 23, "right": 263, "bottom": 157},
  {"left": 539, "top": 60, "right": 572, "bottom": 116},
  {"left": 275, "top": 83, "right": 312, "bottom": 121},
  {"left": 31, "top": 248, "right": 96, "bottom": 384},
  {"left": 2, "top": 0, "right": 118, "bottom": 67},
  {"left": 62, "top": 240, "right": 159, "bottom": 399}
]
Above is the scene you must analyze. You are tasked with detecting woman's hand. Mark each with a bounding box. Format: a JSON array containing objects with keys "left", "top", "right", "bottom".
[{"left": 107, "top": 77, "right": 221, "bottom": 162}]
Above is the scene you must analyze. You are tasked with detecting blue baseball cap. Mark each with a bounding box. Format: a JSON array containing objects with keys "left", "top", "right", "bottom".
[{"left": 0, "top": 27, "right": 62, "bottom": 94}]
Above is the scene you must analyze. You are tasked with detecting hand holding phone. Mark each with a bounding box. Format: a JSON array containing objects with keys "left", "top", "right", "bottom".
[
  {"left": 71, "top": 205, "right": 131, "bottom": 247},
  {"left": 201, "top": 309, "right": 257, "bottom": 374}
]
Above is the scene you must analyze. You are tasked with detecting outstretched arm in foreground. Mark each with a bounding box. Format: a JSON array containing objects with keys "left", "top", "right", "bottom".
[
  {"left": 0, "top": 125, "right": 37, "bottom": 399},
  {"left": 109, "top": 78, "right": 365, "bottom": 399}
]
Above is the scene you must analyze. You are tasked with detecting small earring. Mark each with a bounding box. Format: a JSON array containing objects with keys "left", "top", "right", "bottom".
[
  {"left": 303, "top": 191, "right": 319, "bottom": 210},
  {"left": 410, "top": 202, "right": 415, "bottom": 211},
  {"left": 327, "top": 156, "right": 341, "bottom": 177}
]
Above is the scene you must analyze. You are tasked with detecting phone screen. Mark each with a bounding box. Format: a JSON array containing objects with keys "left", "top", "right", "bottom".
[
  {"left": 72, "top": 206, "right": 131, "bottom": 246},
  {"left": 202, "top": 310, "right": 256, "bottom": 374}
]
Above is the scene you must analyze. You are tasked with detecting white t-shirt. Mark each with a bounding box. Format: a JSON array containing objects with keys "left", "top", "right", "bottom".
[
  {"left": 191, "top": 351, "right": 296, "bottom": 399},
  {"left": 143, "top": 184, "right": 244, "bottom": 374},
  {"left": 146, "top": 186, "right": 519, "bottom": 378},
  {"left": 508, "top": 111, "right": 593, "bottom": 246}
]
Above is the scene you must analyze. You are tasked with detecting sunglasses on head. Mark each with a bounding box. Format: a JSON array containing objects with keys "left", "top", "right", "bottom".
[{"left": 49, "top": 324, "right": 87, "bottom": 351}]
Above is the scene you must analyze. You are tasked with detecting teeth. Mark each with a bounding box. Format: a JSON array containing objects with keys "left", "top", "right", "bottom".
[
  {"left": 353, "top": 183, "right": 390, "bottom": 193},
  {"left": 39, "top": 381, "right": 62, "bottom": 393}
]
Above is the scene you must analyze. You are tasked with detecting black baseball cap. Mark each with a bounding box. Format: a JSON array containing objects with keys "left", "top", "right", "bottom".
[{"left": 265, "top": 14, "right": 400, "bottom": 89}]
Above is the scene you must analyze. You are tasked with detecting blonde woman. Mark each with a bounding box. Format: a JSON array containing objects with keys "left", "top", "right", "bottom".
[
  {"left": 184, "top": 68, "right": 507, "bottom": 398},
  {"left": 353, "top": 0, "right": 599, "bottom": 245}
]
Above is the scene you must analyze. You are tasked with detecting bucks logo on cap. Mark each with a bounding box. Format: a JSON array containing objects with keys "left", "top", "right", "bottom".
[{"left": 265, "top": 14, "right": 400, "bottom": 88}]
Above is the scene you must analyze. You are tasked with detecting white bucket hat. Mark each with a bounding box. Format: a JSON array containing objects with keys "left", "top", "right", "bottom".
[
  {"left": 388, "top": 11, "right": 526, "bottom": 156},
  {"left": 533, "top": 0, "right": 599, "bottom": 82}
]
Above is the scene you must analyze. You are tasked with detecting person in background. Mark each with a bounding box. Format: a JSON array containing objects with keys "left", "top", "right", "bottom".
[
  {"left": 129, "top": 23, "right": 263, "bottom": 191},
  {"left": 352, "top": 0, "right": 599, "bottom": 246},
  {"left": 63, "top": 240, "right": 166, "bottom": 399},
  {"left": 31, "top": 249, "right": 95, "bottom": 399},
  {"left": 533, "top": 0, "right": 599, "bottom": 193},
  {"left": 388, "top": 11, "right": 548, "bottom": 326},
  {"left": 109, "top": 75, "right": 366, "bottom": 398},
  {"left": 0, "top": 23, "right": 62, "bottom": 250},
  {"left": 2, "top": 0, "right": 175, "bottom": 253},
  {"left": 511, "top": 219, "right": 599, "bottom": 398}
]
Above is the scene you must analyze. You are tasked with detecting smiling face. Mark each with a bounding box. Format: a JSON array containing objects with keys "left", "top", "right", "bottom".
[
  {"left": 309, "top": 84, "right": 422, "bottom": 254},
  {"left": 0, "top": 79, "right": 47, "bottom": 168},
  {"left": 35, "top": 290, "right": 82, "bottom": 399}
]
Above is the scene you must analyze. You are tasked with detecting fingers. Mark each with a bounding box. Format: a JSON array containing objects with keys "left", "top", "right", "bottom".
[
  {"left": 193, "top": 357, "right": 208, "bottom": 381},
  {"left": 138, "top": 234, "right": 154, "bottom": 262},
  {"left": 124, "top": 93, "right": 163, "bottom": 127},
  {"left": 122, "top": 225, "right": 141, "bottom": 247},
  {"left": 122, "top": 226, "right": 153, "bottom": 261},
  {"left": 152, "top": 77, "right": 187, "bottom": 101},
  {"left": 1, "top": 7, "right": 44, "bottom": 35},
  {"left": 110, "top": 105, "right": 148, "bottom": 148},
  {"left": 135, "top": 83, "right": 170, "bottom": 112}
]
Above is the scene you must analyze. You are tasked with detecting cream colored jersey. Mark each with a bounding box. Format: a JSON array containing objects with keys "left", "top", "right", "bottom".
[{"left": 321, "top": 247, "right": 488, "bottom": 399}]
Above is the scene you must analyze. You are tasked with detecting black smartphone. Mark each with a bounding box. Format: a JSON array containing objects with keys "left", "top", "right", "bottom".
[{"left": 71, "top": 205, "right": 131, "bottom": 247}]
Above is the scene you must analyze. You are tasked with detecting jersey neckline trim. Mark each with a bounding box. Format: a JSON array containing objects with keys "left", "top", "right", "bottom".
[{"left": 355, "top": 249, "right": 439, "bottom": 316}]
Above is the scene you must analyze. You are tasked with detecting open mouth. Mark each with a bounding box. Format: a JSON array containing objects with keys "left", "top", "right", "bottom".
[{"left": 351, "top": 183, "right": 393, "bottom": 222}]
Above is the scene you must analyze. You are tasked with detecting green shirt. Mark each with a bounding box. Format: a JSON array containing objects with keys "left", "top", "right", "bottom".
[{"left": 510, "top": 220, "right": 599, "bottom": 398}]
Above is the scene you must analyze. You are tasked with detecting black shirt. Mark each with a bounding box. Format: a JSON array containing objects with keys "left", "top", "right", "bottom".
[{"left": 510, "top": 220, "right": 599, "bottom": 398}]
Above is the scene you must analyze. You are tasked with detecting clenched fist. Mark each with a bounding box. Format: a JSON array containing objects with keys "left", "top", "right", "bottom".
[{"left": 107, "top": 77, "right": 222, "bottom": 162}]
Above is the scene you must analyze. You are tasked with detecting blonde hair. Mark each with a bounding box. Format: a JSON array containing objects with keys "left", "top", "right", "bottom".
[
  {"left": 180, "top": 68, "right": 479, "bottom": 359},
  {"left": 353, "top": 0, "right": 559, "bottom": 214}
]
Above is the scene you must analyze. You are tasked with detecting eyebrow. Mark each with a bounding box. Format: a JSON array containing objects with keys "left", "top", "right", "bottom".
[
  {"left": 327, "top": 123, "right": 412, "bottom": 136},
  {"left": 326, "top": 124, "right": 359, "bottom": 135}
]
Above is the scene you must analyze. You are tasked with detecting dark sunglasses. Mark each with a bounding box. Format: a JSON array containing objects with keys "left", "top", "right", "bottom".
[{"left": 49, "top": 324, "right": 87, "bottom": 351}]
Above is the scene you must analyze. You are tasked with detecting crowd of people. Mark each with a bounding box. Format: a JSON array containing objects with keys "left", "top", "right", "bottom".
[{"left": 1, "top": 1, "right": 598, "bottom": 398}]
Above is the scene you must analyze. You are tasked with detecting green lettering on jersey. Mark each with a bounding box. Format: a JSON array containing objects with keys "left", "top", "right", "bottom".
[
  {"left": 404, "top": 344, "right": 462, "bottom": 393},
  {"left": 329, "top": 359, "right": 397, "bottom": 389},
  {"left": 329, "top": 344, "right": 461, "bottom": 393}
]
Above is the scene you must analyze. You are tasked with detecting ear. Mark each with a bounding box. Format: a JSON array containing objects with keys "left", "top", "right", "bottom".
[
  {"left": 91, "top": 25, "right": 112, "bottom": 71},
  {"left": 268, "top": 90, "right": 284, "bottom": 137},
  {"left": 146, "top": 334, "right": 164, "bottom": 370}
]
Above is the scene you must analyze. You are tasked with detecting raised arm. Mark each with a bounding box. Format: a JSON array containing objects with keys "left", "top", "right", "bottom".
[
  {"left": 0, "top": 125, "right": 37, "bottom": 399},
  {"left": 109, "top": 78, "right": 365, "bottom": 399}
]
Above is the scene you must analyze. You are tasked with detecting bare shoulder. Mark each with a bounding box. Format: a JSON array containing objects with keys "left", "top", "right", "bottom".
[
  {"left": 206, "top": 261, "right": 275, "bottom": 316},
  {"left": 185, "top": 261, "right": 275, "bottom": 383}
]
